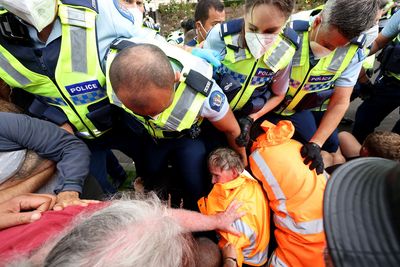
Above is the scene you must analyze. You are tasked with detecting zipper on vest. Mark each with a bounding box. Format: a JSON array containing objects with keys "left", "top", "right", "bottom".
[
  {"left": 280, "top": 64, "right": 313, "bottom": 112},
  {"left": 51, "top": 78, "right": 96, "bottom": 138},
  {"left": 145, "top": 117, "right": 158, "bottom": 144},
  {"left": 232, "top": 59, "right": 258, "bottom": 110}
]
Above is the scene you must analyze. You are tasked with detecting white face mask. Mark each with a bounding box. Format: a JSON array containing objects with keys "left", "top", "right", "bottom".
[
  {"left": 245, "top": 32, "right": 277, "bottom": 60},
  {"left": 310, "top": 24, "right": 333, "bottom": 60},
  {"left": 364, "top": 24, "right": 379, "bottom": 48},
  {"left": 0, "top": 0, "right": 56, "bottom": 32},
  {"left": 128, "top": 7, "right": 143, "bottom": 29}
]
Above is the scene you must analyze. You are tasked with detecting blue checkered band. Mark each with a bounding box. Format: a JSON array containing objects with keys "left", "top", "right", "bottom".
[
  {"left": 71, "top": 90, "right": 107, "bottom": 105},
  {"left": 218, "top": 65, "right": 247, "bottom": 84},
  {"left": 38, "top": 96, "right": 67, "bottom": 106},
  {"left": 251, "top": 75, "right": 273, "bottom": 85},
  {"left": 304, "top": 81, "right": 334, "bottom": 92},
  {"left": 289, "top": 79, "right": 301, "bottom": 88}
]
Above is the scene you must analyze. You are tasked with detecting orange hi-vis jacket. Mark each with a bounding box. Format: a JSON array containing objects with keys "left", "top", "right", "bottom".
[
  {"left": 198, "top": 171, "right": 270, "bottom": 267},
  {"left": 249, "top": 120, "right": 327, "bottom": 267}
]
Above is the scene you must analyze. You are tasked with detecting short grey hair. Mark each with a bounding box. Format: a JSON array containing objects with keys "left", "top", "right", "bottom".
[
  {"left": 43, "top": 193, "right": 195, "bottom": 267},
  {"left": 322, "top": 0, "right": 379, "bottom": 40},
  {"left": 208, "top": 148, "right": 244, "bottom": 173}
]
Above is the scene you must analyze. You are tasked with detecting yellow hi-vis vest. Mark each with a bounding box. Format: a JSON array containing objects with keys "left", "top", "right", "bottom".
[
  {"left": 106, "top": 38, "right": 214, "bottom": 139},
  {"left": 219, "top": 19, "right": 298, "bottom": 111},
  {"left": 276, "top": 20, "right": 363, "bottom": 116},
  {"left": 198, "top": 171, "right": 270, "bottom": 267},
  {"left": 0, "top": 3, "right": 107, "bottom": 139}
]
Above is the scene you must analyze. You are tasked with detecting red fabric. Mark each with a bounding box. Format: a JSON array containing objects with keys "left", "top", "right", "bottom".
[{"left": 0, "top": 202, "right": 107, "bottom": 262}]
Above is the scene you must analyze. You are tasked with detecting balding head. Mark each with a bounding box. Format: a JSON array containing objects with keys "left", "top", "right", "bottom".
[{"left": 109, "top": 44, "right": 175, "bottom": 116}]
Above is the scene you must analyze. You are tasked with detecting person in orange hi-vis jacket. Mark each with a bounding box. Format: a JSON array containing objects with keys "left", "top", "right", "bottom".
[
  {"left": 198, "top": 148, "right": 270, "bottom": 267},
  {"left": 249, "top": 120, "right": 328, "bottom": 267}
]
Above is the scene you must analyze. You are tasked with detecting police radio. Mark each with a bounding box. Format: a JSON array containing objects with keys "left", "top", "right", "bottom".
[{"left": 0, "top": 11, "right": 30, "bottom": 45}]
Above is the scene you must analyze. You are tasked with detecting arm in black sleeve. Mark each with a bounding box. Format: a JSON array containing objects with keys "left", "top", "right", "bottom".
[{"left": 0, "top": 112, "right": 91, "bottom": 193}]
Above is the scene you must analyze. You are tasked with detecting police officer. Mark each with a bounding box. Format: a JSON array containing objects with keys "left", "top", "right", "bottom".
[
  {"left": 265, "top": 0, "right": 380, "bottom": 174},
  {"left": 106, "top": 39, "right": 245, "bottom": 210},
  {"left": 203, "top": 0, "right": 298, "bottom": 147},
  {"left": 0, "top": 0, "right": 147, "bottom": 193},
  {"left": 353, "top": 9, "right": 400, "bottom": 143},
  {"left": 185, "top": 0, "right": 225, "bottom": 47}
]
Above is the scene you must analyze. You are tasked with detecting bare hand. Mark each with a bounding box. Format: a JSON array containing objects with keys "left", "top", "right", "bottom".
[
  {"left": 60, "top": 123, "right": 74, "bottom": 134},
  {"left": 0, "top": 193, "right": 56, "bottom": 230},
  {"left": 222, "top": 243, "right": 238, "bottom": 261},
  {"left": 53, "top": 191, "right": 99, "bottom": 211},
  {"left": 214, "top": 200, "right": 246, "bottom": 236}
]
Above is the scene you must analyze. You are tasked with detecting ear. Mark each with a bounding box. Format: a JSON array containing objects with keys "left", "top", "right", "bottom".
[
  {"left": 231, "top": 168, "right": 239, "bottom": 178},
  {"left": 359, "top": 146, "right": 369, "bottom": 157},
  {"left": 174, "top": 71, "right": 180, "bottom": 82},
  {"left": 313, "top": 15, "right": 322, "bottom": 27},
  {"left": 195, "top": 21, "right": 202, "bottom": 31}
]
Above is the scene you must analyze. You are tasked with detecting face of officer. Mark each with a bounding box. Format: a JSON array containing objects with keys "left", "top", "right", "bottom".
[
  {"left": 243, "top": 3, "right": 287, "bottom": 60},
  {"left": 196, "top": 7, "right": 225, "bottom": 43},
  {"left": 209, "top": 166, "right": 238, "bottom": 184},
  {"left": 309, "top": 16, "right": 350, "bottom": 59}
]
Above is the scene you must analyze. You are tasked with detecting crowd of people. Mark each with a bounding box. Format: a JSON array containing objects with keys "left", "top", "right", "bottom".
[{"left": 0, "top": 0, "right": 399, "bottom": 266}]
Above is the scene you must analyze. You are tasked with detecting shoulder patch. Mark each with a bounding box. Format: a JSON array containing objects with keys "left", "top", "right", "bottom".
[
  {"left": 61, "top": 0, "right": 98, "bottom": 12},
  {"left": 220, "top": 18, "right": 244, "bottom": 37},
  {"left": 209, "top": 91, "right": 225, "bottom": 112},
  {"left": 112, "top": 0, "right": 134, "bottom": 23}
]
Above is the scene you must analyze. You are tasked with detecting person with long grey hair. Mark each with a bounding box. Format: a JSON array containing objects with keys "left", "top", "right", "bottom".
[{"left": 7, "top": 192, "right": 244, "bottom": 267}]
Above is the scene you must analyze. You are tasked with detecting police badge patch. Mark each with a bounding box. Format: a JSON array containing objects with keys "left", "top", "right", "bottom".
[{"left": 209, "top": 91, "right": 225, "bottom": 112}]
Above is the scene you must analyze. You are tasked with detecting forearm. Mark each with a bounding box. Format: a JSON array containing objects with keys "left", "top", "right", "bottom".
[
  {"left": 249, "top": 94, "right": 285, "bottom": 121},
  {"left": 310, "top": 101, "right": 349, "bottom": 147},
  {"left": 168, "top": 209, "right": 220, "bottom": 232},
  {"left": 0, "top": 165, "right": 55, "bottom": 203}
]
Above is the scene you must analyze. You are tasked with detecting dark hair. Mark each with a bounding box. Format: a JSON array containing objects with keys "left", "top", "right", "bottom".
[
  {"left": 194, "top": 0, "right": 225, "bottom": 25},
  {"left": 181, "top": 18, "right": 195, "bottom": 32},
  {"left": 244, "top": 0, "right": 295, "bottom": 18},
  {"left": 109, "top": 44, "right": 174, "bottom": 113}
]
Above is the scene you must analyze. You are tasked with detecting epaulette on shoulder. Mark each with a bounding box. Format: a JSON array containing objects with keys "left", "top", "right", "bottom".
[
  {"left": 110, "top": 39, "right": 137, "bottom": 51},
  {"left": 220, "top": 18, "right": 244, "bottom": 38},
  {"left": 282, "top": 27, "right": 300, "bottom": 49},
  {"left": 60, "top": 0, "right": 98, "bottom": 12},
  {"left": 291, "top": 20, "right": 309, "bottom": 32},
  {"left": 351, "top": 33, "right": 367, "bottom": 48}
]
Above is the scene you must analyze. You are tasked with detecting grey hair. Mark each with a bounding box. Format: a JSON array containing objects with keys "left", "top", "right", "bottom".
[
  {"left": 322, "top": 0, "right": 379, "bottom": 40},
  {"left": 41, "top": 193, "right": 195, "bottom": 267},
  {"left": 208, "top": 148, "right": 245, "bottom": 173}
]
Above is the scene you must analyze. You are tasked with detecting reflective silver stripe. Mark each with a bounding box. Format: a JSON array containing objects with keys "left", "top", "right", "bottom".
[
  {"left": 251, "top": 151, "right": 287, "bottom": 206},
  {"left": 231, "top": 34, "right": 247, "bottom": 61},
  {"left": 292, "top": 33, "right": 303, "bottom": 66},
  {"left": 232, "top": 220, "right": 269, "bottom": 265},
  {"left": 0, "top": 53, "right": 31, "bottom": 85},
  {"left": 70, "top": 26, "right": 87, "bottom": 73},
  {"left": 268, "top": 251, "right": 288, "bottom": 267},
  {"left": 251, "top": 151, "right": 324, "bottom": 235},
  {"left": 265, "top": 39, "right": 291, "bottom": 68},
  {"left": 66, "top": 7, "right": 87, "bottom": 28},
  {"left": 327, "top": 45, "right": 351, "bottom": 71},
  {"left": 164, "top": 86, "right": 197, "bottom": 130},
  {"left": 274, "top": 214, "right": 324, "bottom": 235}
]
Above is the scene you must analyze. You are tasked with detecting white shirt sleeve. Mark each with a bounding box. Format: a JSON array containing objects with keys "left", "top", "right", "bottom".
[
  {"left": 334, "top": 53, "right": 363, "bottom": 87},
  {"left": 381, "top": 11, "right": 400, "bottom": 39},
  {"left": 199, "top": 82, "right": 229, "bottom": 122}
]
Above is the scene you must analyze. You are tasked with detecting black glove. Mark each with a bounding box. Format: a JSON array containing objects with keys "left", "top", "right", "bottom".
[
  {"left": 235, "top": 116, "right": 254, "bottom": 147},
  {"left": 359, "top": 80, "right": 375, "bottom": 100},
  {"left": 300, "top": 142, "right": 324, "bottom": 175}
]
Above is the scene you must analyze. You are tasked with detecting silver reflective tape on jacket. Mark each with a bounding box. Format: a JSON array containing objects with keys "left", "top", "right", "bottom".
[
  {"left": 327, "top": 45, "right": 352, "bottom": 71},
  {"left": 70, "top": 27, "right": 87, "bottom": 73},
  {"left": 265, "top": 40, "right": 291, "bottom": 68},
  {"left": 232, "top": 220, "right": 269, "bottom": 265},
  {"left": 292, "top": 33, "right": 303, "bottom": 66},
  {"left": 0, "top": 53, "right": 31, "bottom": 86},
  {"left": 231, "top": 34, "right": 247, "bottom": 61},
  {"left": 66, "top": 7, "right": 88, "bottom": 73},
  {"left": 268, "top": 251, "right": 288, "bottom": 267},
  {"left": 251, "top": 151, "right": 324, "bottom": 235},
  {"left": 164, "top": 85, "right": 198, "bottom": 131}
]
